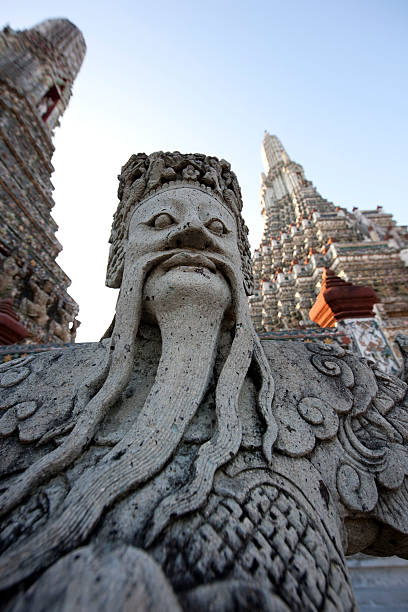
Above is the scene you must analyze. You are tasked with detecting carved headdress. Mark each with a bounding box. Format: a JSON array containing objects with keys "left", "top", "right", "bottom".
[{"left": 107, "top": 151, "right": 254, "bottom": 295}]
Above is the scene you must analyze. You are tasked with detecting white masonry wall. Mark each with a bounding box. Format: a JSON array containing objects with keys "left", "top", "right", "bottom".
[{"left": 348, "top": 556, "right": 408, "bottom": 611}]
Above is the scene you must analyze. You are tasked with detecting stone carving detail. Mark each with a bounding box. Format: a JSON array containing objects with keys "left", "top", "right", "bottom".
[
  {"left": 0, "top": 257, "right": 19, "bottom": 299},
  {"left": 107, "top": 151, "right": 254, "bottom": 295},
  {"left": 336, "top": 463, "right": 378, "bottom": 513},
  {"left": 0, "top": 367, "right": 31, "bottom": 388},
  {"left": 152, "top": 473, "right": 355, "bottom": 611},
  {"left": 275, "top": 395, "right": 342, "bottom": 457},
  {"left": 306, "top": 342, "right": 355, "bottom": 387},
  {"left": 0, "top": 356, "right": 34, "bottom": 387},
  {"left": 69, "top": 318, "right": 81, "bottom": 342},
  {"left": 12, "top": 274, "right": 80, "bottom": 345},
  {"left": 0, "top": 401, "right": 39, "bottom": 441},
  {"left": 49, "top": 306, "right": 74, "bottom": 343},
  {"left": 300, "top": 341, "right": 408, "bottom": 518},
  {"left": 0, "top": 152, "right": 407, "bottom": 611},
  {"left": 20, "top": 278, "right": 54, "bottom": 328}
]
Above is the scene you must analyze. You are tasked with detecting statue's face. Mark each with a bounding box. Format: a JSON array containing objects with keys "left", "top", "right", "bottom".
[
  {"left": 128, "top": 187, "right": 239, "bottom": 261},
  {"left": 126, "top": 188, "right": 241, "bottom": 316}
]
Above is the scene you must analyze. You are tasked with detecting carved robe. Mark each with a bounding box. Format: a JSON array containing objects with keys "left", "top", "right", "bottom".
[{"left": 0, "top": 338, "right": 407, "bottom": 611}]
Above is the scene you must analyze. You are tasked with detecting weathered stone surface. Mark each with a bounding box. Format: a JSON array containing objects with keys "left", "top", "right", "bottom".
[
  {"left": 10, "top": 546, "right": 182, "bottom": 612},
  {"left": 0, "top": 152, "right": 408, "bottom": 611}
]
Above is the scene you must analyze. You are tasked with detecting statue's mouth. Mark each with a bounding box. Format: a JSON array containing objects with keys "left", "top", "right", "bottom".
[{"left": 161, "top": 252, "right": 217, "bottom": 274}]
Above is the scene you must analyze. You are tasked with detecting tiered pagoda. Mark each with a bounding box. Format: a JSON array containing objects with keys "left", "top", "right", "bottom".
[
  {"left": 249, "top": 132, "right": 408, "bottom": 347},
  {"left": 0, "top": 18, "right": 85, "bottom": 344}
]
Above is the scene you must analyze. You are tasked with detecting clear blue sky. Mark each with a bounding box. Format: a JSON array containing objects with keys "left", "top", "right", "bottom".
[{"left": 3, "top": 0, "right": 408, "bottom": 341}]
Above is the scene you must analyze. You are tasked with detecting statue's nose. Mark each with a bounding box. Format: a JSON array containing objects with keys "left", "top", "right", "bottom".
[{"left": 166, "top": 221, "right": 212, "bottom": 250}]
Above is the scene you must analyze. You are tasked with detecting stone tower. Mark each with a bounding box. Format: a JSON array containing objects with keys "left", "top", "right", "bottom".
[
  {"left": 250, "top": 132, "right": 408, "bottom": 346},
  {"left": 0, "top": 18, "right": 86, "bottom": 344}
]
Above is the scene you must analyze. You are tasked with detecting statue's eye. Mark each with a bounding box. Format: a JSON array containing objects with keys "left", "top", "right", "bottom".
[
  {"left": 206, "top": 218, "right": 226, "bottom": 236},
  {"left": 152, "top": 213, "right": 174, "bottom": 229}
]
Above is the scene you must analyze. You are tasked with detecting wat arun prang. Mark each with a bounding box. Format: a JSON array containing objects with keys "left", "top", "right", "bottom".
[
  {"left": 0, "top": 19, "right": 86, "bottom": 344},
  {"left": 250, "top": 132, "right": 408, "bottom": 349}
]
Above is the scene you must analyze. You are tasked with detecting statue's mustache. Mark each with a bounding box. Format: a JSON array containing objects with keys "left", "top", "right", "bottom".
[
  {"left": 160, "top": 251, "right": 217, "bottom": 273},
  {"left": 144, "top": 249, "right": 234, "bottom": 281}
]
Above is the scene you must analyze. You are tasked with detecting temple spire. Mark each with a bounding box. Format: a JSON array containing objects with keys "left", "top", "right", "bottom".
[
  {"left": 0, "top": 18, "right": 86, "bottom": 130},
  {"left": 249, "top": 133, "right": 408, "bottom": 347},
  {"left": 0, "top": 18, "right": 85, "bottom": 344},
  {"left": 261, "top": 132, "right": 289, "bottom": 172}
]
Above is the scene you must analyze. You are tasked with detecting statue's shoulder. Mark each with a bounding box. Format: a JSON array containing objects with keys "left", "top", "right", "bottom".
[
  {"left": 262, "top": 339, "right": 408, "bottom": 556},
  {"left": 0, "top": 342, "right": 107, "bottom": 449}
]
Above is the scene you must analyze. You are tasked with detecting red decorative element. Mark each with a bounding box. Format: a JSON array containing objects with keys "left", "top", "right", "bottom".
[
  {"left": 39, "top": 84, "right": 64, "bottom": 122},
  {"left": 309, "top": 269, "right": 379, "bottom": 328},
  {"left": 0, "top": 298, "right": 30, "bottom": 345}
]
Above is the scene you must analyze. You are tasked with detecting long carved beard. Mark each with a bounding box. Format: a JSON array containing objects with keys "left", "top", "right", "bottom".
[
  {"left": 0, "top": 253, "right": 276, "bottom": 591},
  {"left": 144, "top": 256, "right": 276, "bottom": 546}
]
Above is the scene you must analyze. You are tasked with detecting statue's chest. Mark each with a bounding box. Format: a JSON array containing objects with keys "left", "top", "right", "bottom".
[{"left": 150, "top": 469, "right": 356, "bottom": 612}]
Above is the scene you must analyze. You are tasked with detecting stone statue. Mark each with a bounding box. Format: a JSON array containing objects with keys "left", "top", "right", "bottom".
[
  {"left": 0, "top": 152, "right": 408, "bottom": 612},
  {"left": 69, "top": 317, "right": 81, "bottom": 343},
  {"left": 49, "top": 306, "right": 75, "bottom": 344},
  {"left": 20, "top": 278, "right": 54, "bottom": 328},
  {"left": 0, "top": 256, "right": 19, "bottom": 299}
]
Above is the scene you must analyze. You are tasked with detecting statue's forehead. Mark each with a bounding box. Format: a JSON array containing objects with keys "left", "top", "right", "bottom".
[{"left": 130, "top": 187, "right": 236, "bottom": 221}]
